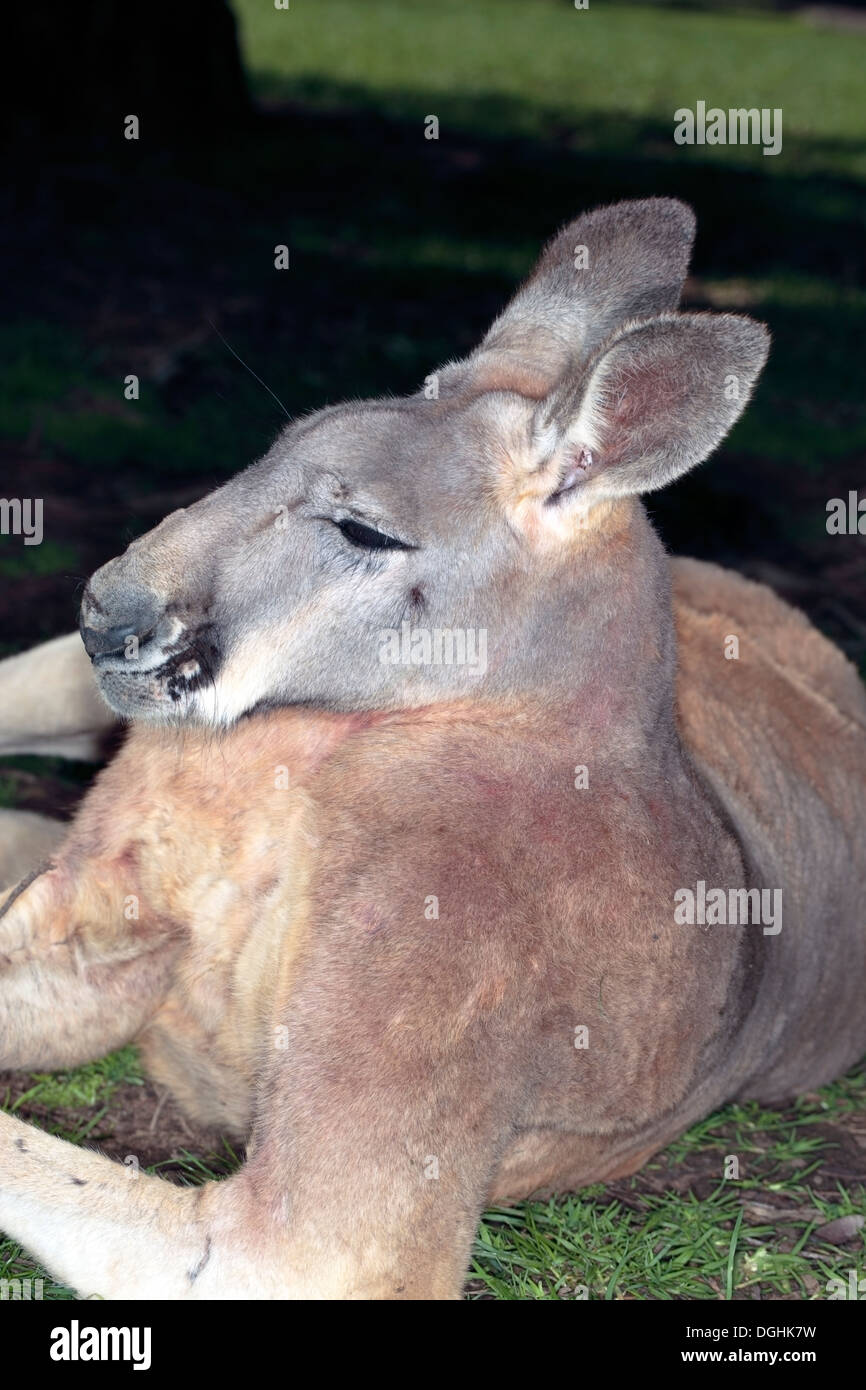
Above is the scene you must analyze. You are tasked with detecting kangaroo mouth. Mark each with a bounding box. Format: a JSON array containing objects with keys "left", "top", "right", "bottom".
[
  {"left": 161, "top": 647, "right": 215, "bottom": 700},
  {"left": 92, "top": 629, "right": 222, "bottom": 720}
]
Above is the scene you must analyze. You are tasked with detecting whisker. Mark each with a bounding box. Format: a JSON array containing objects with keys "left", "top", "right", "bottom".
[{"left": 206, "top": 319, "right": 291, "bottom": 420}]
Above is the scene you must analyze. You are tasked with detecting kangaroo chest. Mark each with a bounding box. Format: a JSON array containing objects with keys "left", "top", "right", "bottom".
[
  {"left": 113, "top": 713, "right": 360, "bottom": 1133},
  {"left": 119, "top": 713, "right": 752, "bottom": 1143}
]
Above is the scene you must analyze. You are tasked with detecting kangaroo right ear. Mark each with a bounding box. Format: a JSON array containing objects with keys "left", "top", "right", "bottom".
[
  {"left": 527, "top": 312, "right": 771, "bottom": 511},
  {"left": 438, "top": 198, "right": 697, "bottom": 398},
  {"left": 501, "top": 311, "right": 770, "bottom": 541}
]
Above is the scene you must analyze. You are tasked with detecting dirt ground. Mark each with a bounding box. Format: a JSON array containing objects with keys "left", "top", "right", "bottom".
[{"left": 0, "top": 1067, "right": 226, "bottom": 1178}]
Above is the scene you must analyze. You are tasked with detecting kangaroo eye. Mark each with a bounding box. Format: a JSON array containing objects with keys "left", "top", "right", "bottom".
[{"left": 335, "top": 518, "right": 410, "bottom": 551}]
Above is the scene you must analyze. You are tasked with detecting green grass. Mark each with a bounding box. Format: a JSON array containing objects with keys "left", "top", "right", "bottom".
[
  {"left": 0, "top": 539, "right": 81, "bottom": 580},
  {"left": 2, "top": 1047, "right": 144, "bottom": 1130},
  {"left": 235, "top": 0, "right": 866, "bottom": 175},
  {"left": 0, "top": 319, "right": 285, "bottom": 486}
]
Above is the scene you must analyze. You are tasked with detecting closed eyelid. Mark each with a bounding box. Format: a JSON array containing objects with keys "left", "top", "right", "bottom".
[{"left": 333, "top": 517, "right": 416, "bottom": 551}]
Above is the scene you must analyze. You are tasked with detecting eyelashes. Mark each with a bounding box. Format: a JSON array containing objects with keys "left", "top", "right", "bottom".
[{"left": 334, "top": 518, "right": 412, "bottom": 551}]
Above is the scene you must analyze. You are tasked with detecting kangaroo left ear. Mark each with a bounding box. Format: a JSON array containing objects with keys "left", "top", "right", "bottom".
[{"left": 527, "top": 312, "right": 770, "bottom": 516}]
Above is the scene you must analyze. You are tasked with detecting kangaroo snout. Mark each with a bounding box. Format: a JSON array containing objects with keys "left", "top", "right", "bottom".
[
  {"left": 79, "top": 552, "right": 221, "bottom": 720},
  {"left": 79, "top": 580, "right": 163, "bottom": 662}
]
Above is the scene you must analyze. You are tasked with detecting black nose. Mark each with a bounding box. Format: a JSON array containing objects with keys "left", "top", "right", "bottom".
[{"left": 79, "top": 586, "right": 162, "bottom": 661}]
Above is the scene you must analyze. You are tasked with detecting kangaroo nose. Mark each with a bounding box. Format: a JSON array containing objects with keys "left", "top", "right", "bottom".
[{"left": 79, "top": 585, "right": 162, "bottom": 661}]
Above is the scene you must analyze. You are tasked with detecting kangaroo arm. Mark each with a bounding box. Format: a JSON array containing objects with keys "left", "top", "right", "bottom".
[
  {"left": 0, "top": 633, "right": 117, "bottom": 760},
  {"left": 0, "top": 860, "right": 179, "bottom": 1072},
  {"left": 0, "top": 863, "right": 247, "bottom": 1300}
]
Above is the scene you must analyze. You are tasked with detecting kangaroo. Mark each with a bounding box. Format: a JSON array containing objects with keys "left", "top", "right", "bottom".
[{"left": 0, "top": 198, "right": 864, "bottom": 1300}]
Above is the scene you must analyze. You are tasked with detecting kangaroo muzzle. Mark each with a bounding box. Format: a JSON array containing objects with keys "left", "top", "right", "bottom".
[
  {"left": 79, "top": 582, "right": 163, "bottom": 662},
  {"left": 79, "top": 561, "right": 221, "bottom": 720}
]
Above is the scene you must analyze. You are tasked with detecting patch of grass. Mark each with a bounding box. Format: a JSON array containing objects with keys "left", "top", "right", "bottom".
[
  {"left": 235, "top": 0, "right": 866, "bottom": 175},
  {"left": 469, "top": 1188, "right": 846, "bottom": 1301},
  {"left": 2, "top": 1047, "right": 143, "bottom": 1131},
  {"left": 150, "top": 1143, "right": 242, "bottom": 1186}
]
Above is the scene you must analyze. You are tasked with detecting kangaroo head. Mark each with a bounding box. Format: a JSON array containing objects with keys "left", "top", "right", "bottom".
[{"left": 80, "top": 198, "right": 769, "bottom": 727}]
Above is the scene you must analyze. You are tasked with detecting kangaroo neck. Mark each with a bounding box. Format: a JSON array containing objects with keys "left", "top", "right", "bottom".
[{"left": 492, "top": 499, "right": 682, "bottom": 764}]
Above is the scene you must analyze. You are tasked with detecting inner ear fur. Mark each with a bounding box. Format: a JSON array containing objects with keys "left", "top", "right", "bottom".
[{"left": 531, "top": 311, "right": 771, "bottom": 504}]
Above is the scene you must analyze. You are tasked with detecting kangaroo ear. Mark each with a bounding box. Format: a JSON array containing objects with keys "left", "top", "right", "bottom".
[
  {"left": 513, "top": 313, "right": 769, "bottom": 526},
  {"left": 440, "top": 198, "right": 696, "bottom": 398}
]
